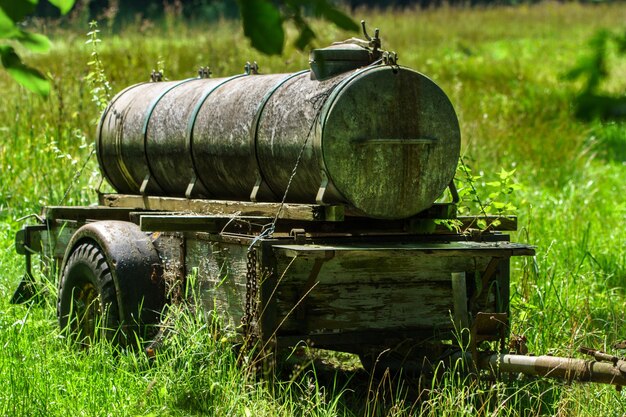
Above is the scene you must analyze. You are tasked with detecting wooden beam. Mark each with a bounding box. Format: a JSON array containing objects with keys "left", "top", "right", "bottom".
[
  {"left": 451, "top": 272, "right": 469, "bottom": 331},
  {"left": 273, "top": 241, "right": 535, "bottom": 259},
  {"left": 44, "top": 206, "right": 136, "bottom": 222},
  {"left": 139, "top": 214, "right": 272, "bottom": 232},
  {"left": 101, "top": 194, "right": 344, "bottom": 222}
]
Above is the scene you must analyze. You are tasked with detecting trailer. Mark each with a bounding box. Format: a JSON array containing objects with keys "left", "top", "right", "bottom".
[
  {"left": 15, "top": 193, "right": 532, "bottom": 363},
  {"left": 12, "top": 23, "right": 626, "bottom": 387}
]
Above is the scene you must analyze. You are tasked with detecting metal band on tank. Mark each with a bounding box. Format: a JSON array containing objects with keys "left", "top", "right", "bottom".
[
  {"left": 96, "top": 83, "right": 148, "bottom": 192},
  {"left": 141, "top": 78, "right": 198, "bottom": 193},
  {"left": 186, "top": 74, "right": 247, "bottom": 197},
  {"left": 251, "top": 70, "right": 309, "bottom": 199}
]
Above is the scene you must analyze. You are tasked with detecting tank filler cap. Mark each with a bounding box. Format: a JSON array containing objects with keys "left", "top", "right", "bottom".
[{"left": 309, "top": 20, "right": 396, "bottom": 81}]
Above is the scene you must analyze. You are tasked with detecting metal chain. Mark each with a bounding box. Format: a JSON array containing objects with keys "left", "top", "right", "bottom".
[
  {"left": 242, "top": 248, "right": 259, "bottom": 350},
  {"left": 241, "top": 78, "right": 354, "bottom": 352},
  {"left": 270, "top": 83, "right": 340, "bottom": 227}
]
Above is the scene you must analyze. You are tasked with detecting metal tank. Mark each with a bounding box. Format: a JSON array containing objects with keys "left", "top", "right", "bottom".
[{"left": 97, "top": 36, "right": 461, "bottom": 219}]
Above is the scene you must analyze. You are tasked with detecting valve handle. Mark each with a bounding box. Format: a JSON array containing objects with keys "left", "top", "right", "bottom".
[{"left": 360, "top": 20, "right": 381, "bottom": 52}]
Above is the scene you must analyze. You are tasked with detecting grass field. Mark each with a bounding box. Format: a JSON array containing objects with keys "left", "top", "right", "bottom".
[{"left": 1, "top": 2, "right": 626, "bottom": 415}]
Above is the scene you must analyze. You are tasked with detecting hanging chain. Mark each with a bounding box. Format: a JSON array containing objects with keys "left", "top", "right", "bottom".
[
  {"left": 242, "top": 248, "right": 259, "bottom": 350},
  {"left": 270, "top": 85, "right": 340, "bottom": 227},
  {"left": 240, "top": 78, "right": 351, "bottom": 352}
]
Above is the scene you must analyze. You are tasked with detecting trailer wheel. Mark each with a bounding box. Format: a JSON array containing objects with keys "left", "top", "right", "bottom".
[
  {"left": 57, "top": 221, "right": 166, "bottom": 348},
  {"left": 58, "top": 241, "right": 120, "bottom": 345}
]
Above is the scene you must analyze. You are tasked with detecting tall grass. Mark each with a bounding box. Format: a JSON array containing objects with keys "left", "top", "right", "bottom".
[{"left": 1, "top": 2, "right": 625, "bottom": 415}]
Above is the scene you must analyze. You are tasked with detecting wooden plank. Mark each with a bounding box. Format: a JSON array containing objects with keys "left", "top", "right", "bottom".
[
  {"left": 100, "top": 194, "right": 344, "bottom": 222},
  {"left": 274, "top": 281, "right": 454, "bottom": 333},
  {"left": 273, "top": 241, "right": 535, "bottom": 259},
  {"left": 39, "top": 221, "right": 77, "bottom": 260},
  {"left": 182, "top": 237, "right": 248, "bottom": 333},
  {"left": 268, "top": 243, "right": 515, "bottom": 336},
  {"left": 274, "top": 253, "right": 493, "bottom": 285},
  {"left": 270, "top": 250, "right": 494, "bottom": 334},
  {"left": 451, "top": 272, "right": 469, "bottom": 330},
  {"left": 151, "top": 232, "right": 186, "bottom": 302},
  {"left": 44, "top": 206, "right": 136, "bottom": 222},
  {"left": 139, "top": 214, "right": 272, "bottom": 232},
  {"left": 94, "top": 195, "right": 518, "bottom": 235},
  {"left": 268, "top": 216, "right": 515, "bottom": 236},
  {"left": 344, "top": 203, "right": 456, "bottom": 219}
]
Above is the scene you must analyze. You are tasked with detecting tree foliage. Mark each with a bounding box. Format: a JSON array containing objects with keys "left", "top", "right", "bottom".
[
  {"left": 3, "top": 0, "right": 357, "bottom": 95},
  {"left": 237, "top": 0, "right": 359, "bottom": 55},
  {"left": 0, "top": 0, "right": 76, "bottom": 96}
]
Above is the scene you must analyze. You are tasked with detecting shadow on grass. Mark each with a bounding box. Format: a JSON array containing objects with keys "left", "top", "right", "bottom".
[{"left": 272, "top": 348, "right": 563, "bottom": 417}]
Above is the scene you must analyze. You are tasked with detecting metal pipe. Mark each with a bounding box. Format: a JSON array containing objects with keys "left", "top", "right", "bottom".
[{"left": 481, "top": 353, "right": 626, "bottom": 387}]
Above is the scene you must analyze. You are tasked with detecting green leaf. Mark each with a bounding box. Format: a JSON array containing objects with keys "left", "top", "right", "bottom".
[
  {"left": 0, "top": 45, "right": 50, "bottom": 96},
  {"left": 314, "top": 0, "right": 359, "bottom": 32},
  {"left": 498, "top": 167, "right": 515, "bottom": 179},
  {"left": 0, "top": 0, "right": 37, "bottom": 23},
  {"left": 15, "top": 30, "right": 51, "bottom": 52},
  {"left": 48, "top": 0, "right": 76, "bottom": 15},
  {"left": 237, "top": 0, "right": 284, "bottom": 56},
  {"left": 0, "top": 8, "right": 18, "bottom": 38}
]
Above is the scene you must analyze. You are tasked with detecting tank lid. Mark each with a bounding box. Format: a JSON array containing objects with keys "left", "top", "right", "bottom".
[
  {"left": 310, "top": 20, "right": 393, "bottom": 81},
  {"left": 309, "top": 44, "right": 372, "bottom": 81}
]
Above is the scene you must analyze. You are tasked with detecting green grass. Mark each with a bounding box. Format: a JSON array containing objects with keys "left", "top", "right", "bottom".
[{"left": 1, "top": 2, "right": 626, "bottom": 415}]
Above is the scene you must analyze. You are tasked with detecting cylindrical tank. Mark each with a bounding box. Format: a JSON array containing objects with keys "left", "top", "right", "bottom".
[{"left": 97, "top": 64, "right": 460, "bottom": 219}]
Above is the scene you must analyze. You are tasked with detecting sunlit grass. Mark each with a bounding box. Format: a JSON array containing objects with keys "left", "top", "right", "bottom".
[{"left": 0, "top": 2, "right": 625, "bottom": 415}]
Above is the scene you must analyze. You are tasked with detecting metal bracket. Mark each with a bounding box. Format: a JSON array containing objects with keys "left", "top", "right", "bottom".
[
  {"left": 11, "top": 224, "right": 47, "bottom": 305},
  {"left": 579, "top": 347, "right": 622, "bottom": 366},
  {"left": 185, "top": 175, "right": 198, "bottom": 199},
  {"left": 245, "top": 61, "right": 259, "bottom": 75},
  {"left": 470, "top": 312, "right": 509, "bottom": 365},
  {"left": 250, "top": 176, "right": 263, "bottom": 202},
  {"left": 140, "top": 174, "right": 151, "bottom": 195},
  {"left": 197, "top": 66, "right": 212, "bottom": 79},
  {"left": 449, "top": 180, "right": 460, "bottom": 204},
  {"left": 150, "top": 70, "right": 163, "bottom": 82},
  {"left": 315, "top": 171, "right": 329, "bottom": 205},
  {"left": 289, "top": 228, "right": 306, "bottom": 245},
  {"left": 382, "top": 50, "right": 398, "bottom": 66}
]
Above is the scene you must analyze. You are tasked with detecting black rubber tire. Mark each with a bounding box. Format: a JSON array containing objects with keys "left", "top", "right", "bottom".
[{"left": 58, "top": 241, "right": 120, "bottom": 346}]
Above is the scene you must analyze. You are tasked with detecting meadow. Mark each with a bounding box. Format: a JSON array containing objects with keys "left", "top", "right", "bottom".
[{"left": 1, "top": 2, "right": 626, "bottom": 415}]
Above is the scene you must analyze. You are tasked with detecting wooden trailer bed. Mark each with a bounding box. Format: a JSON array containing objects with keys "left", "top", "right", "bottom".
[{"left": 15, "top": 195, "right": 534, "bottom": 367}]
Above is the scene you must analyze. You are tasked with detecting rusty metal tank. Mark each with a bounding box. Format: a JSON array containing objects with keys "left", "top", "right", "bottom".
[{"left": 97, "top": 44, "right": 460, "bottom": 219}]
